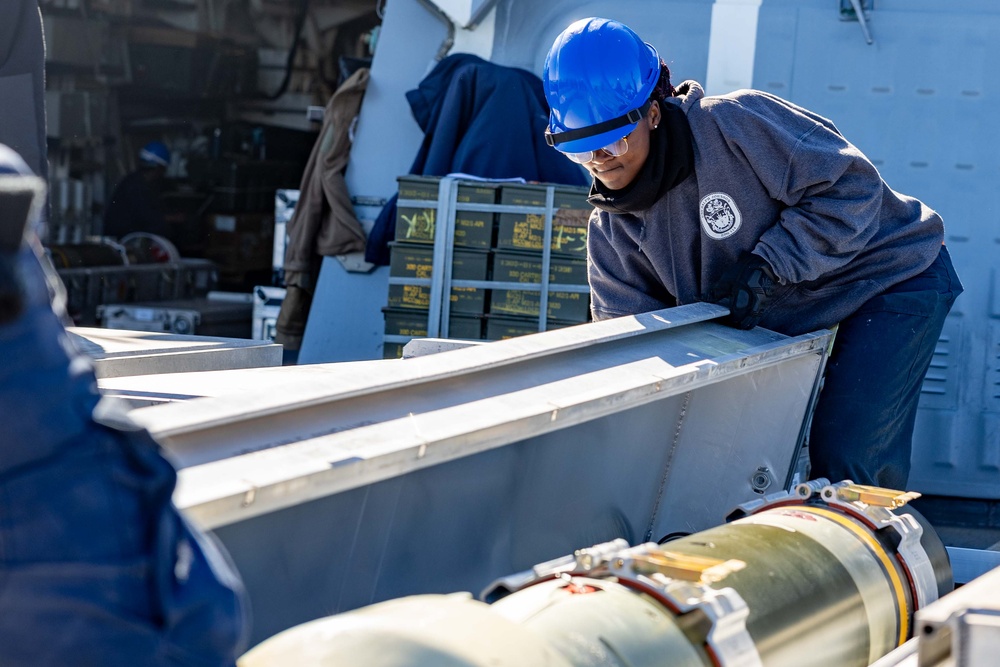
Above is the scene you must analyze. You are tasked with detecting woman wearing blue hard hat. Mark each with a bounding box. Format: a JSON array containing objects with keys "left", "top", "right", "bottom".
[{"left": 543, "top": 17, "right": 963, "bottom": 490}]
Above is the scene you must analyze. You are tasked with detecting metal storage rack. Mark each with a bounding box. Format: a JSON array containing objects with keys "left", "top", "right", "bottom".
[
  {"left": 383, "top": 176, "right": 590, "bottom": 351},
  {"left": 57, "top": 258, "right": 218, "bottom": 327}
]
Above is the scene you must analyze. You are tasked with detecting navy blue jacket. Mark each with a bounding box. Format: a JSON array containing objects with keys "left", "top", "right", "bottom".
[{"left": 366, "top": 54, "right": 587, "bottom": 265}]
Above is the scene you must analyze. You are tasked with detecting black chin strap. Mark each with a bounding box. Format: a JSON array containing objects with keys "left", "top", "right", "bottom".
[{"left": 546, "top": 99, "right": 652, "bottom": 147}]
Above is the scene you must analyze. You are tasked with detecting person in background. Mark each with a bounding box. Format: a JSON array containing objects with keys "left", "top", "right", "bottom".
[
  {"left": 103, "top": 141, "right": 172, "bottom": 239},
  {"left": 542, "top": 17, "right": 962, "bottom": 490}
]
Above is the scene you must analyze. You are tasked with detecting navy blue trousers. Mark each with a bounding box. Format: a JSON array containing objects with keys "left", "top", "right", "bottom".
[{"left": 808, "top": 246, "right": 963, "bottom": 490}]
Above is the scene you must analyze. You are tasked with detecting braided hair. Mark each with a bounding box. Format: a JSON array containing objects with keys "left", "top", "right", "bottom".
[{"left": 650, "top": 60, "right": 676, "bottom": 101}]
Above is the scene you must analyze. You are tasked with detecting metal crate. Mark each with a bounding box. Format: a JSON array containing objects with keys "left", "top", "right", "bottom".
[{"left": 57, "top": 259, "right": 217, "bottom": 326}]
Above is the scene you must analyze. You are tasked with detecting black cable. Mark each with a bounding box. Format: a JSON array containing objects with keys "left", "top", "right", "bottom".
[{"left": 260, "top": 0, "right": 310, "bottom": 101}]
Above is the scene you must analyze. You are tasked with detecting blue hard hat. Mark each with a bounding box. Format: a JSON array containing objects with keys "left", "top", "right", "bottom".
[
  {"left": 138, "top": 141, "right": 171, "bottom": 168},
  {"left": 543, "top": 18, "right": 661, "bottom": 154}
]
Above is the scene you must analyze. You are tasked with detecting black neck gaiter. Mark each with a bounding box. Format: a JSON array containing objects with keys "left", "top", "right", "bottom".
[{"left": 587, "top": 101, "right": 695, "bottom": 214}]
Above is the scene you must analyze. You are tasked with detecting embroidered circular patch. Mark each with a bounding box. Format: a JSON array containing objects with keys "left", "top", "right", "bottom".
[{"left": 699, "top": 192, "right": 742, "bottom": 239}]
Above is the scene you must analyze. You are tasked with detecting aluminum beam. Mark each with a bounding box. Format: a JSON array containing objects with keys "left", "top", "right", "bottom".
[
  {"left": 71, "top": 327, "right": 281, "bottom": 378},
  {"left": 123, "top": 304, "right": 831, "bottom": 531}
]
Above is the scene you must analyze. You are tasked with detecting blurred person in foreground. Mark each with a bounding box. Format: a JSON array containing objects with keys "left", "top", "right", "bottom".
[{"left": 0, "top": 143, "right": 249, "bottom": 666}]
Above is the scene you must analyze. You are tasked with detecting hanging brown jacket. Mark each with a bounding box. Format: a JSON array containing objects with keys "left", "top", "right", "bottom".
[{"left": 277, "top": 68, "right": 369, "bottom": 351}]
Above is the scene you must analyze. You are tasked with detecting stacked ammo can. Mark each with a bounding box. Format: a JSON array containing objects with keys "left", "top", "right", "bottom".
[{"left": 383, "top": 176, "right": 592, "bottom": 358}]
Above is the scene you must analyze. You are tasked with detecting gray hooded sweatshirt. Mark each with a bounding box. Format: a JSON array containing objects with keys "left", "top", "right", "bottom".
[{"left": 587, "top": 81, "right": 945, "bottom": 336}]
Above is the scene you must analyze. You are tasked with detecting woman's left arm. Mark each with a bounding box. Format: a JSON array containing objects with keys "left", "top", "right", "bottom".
[{"left": 714, "top": 99, "right": 885, "bottom": 284}]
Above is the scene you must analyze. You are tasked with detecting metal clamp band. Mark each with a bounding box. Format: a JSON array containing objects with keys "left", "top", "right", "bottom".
[
  {"left": 481, "top": 538, "right": 628, "bottom": 602},
  {"left": 484, "top": 540, "right": 761, "bottom": 667},
  {"left": 817, "top": 482, "right": 938, "bottom": 611},
  {"left": 608, "top": 544, "right": 762, "bottom": 667},
  {"left": 731, "top": 479, "right": 939, "bottom": 614}
]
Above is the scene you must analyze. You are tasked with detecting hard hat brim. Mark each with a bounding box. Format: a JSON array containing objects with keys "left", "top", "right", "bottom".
[
  {"left": 139, "top": 151, "right": 170, "bottom": 168},
  {"left": 554, "top": 122, "right": 639, "bottom": 155}
]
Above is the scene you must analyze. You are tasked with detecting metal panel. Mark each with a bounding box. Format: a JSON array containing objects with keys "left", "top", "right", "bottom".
[
  {"left": 989, "top": 315, "right": 1000, "bottom": 409},
  {"left": 754, "top": 1, "right": 1000, "bottom": 498},
  {"left": 489, "top": 0, "right": 713, "bottom": 85},
  {"left": 211, "top": 355, "right": 822, "bottom": 643},
  {"left": 918, "top": 318, "right": 963, "bottom": 411},
  {"left": 946, "top": 547, "right": 1000, "bottom": 586},
  {"left": 121, "top": 305, "right": 830, "bottom": 644},
  {"left": 153, "top": 305, "right": 828, "bottom": 521},
  {"left": 71, "top": 327, "right": 281, "bottom": 379}
]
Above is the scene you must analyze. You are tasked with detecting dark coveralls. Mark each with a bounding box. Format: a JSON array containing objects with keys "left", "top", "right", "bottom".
[
  {"left": 103, "top": 168, "right": 170, "bottom": 239},
  {"left": 808, "top": 249, "right": 962, "bottom": 489}
]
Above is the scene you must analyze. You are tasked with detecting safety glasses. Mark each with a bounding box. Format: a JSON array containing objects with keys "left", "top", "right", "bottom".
[
  {"left": 561, "top": 135, "right": 629, "bottom": 164},
  {"left": 545, "top": 99, "right": 651, "bottom": 163}
]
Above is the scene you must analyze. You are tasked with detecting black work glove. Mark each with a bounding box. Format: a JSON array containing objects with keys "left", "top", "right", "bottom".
[{"left": 708, "top": 252, "right": 780, "bottom": 330}]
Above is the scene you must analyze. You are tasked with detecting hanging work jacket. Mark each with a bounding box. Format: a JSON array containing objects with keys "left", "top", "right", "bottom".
[
  {"left": 276, "top": 68, "right": 370, "bottom": 351},
  {"left": 283, "top": 67, "right": 370, "bottom": 274},
  {"left": 365, "top": 53, "right": 589, "bottom": 265}
]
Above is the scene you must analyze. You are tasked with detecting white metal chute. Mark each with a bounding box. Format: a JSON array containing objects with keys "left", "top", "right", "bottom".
[{"left": 107, "top": 304, "right": 834, "bottom": 644}]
